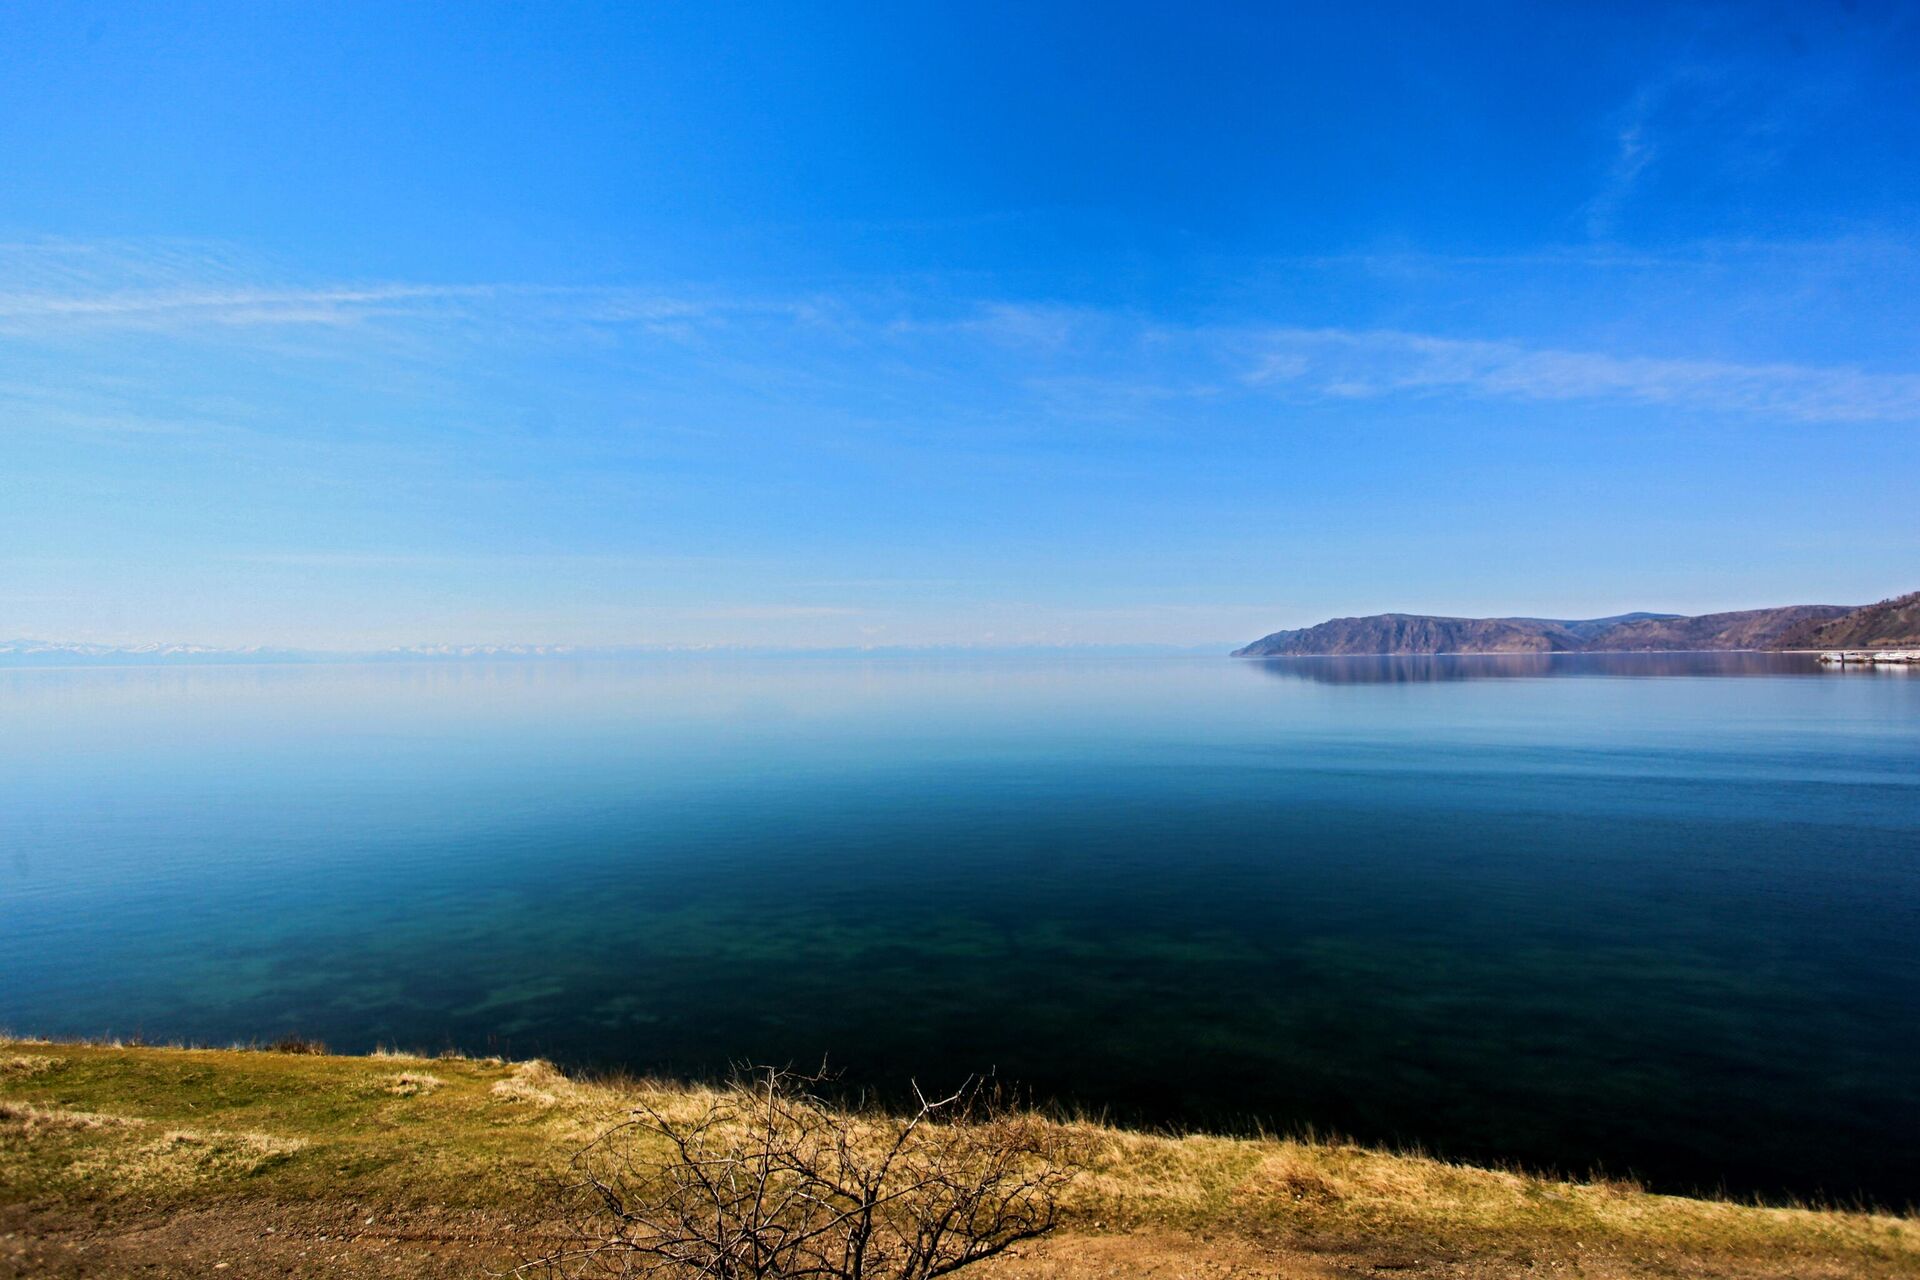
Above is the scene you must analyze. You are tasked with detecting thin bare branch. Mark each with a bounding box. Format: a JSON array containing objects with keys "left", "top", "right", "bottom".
[{"left": 523, "top": 1066, "right": 1074, "bottom": 1280}]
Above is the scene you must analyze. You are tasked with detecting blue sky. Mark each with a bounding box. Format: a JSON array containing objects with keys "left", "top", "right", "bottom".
[{"left": 3, "top": 2, "right": 1918, "bottom": 649}]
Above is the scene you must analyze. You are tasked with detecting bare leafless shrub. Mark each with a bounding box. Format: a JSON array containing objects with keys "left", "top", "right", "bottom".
[{"left": 520, "top": 1066, "right": 1077, "bottom": 1279}]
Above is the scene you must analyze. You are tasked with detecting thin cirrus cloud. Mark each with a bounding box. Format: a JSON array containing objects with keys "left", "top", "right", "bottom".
[
  {"left": 6, "top": 238, "right": 1920, "bottom": 428},
  {"left": 0, "top": 238, "right": 813, "bottom": 339},
  {"left": 0, "top": 283, "right": 497, "bottom": 330},
  {"left": 1240, "top": 328, "right": 1920, "bottom": 424},
  {"left": 1584, "top": 74, "right": 1679, "bottom": 239}
]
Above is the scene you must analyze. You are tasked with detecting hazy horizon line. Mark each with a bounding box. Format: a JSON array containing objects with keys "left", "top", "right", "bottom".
[{"left": 6, "top": 587, "right": 1905, "bottom": 663}]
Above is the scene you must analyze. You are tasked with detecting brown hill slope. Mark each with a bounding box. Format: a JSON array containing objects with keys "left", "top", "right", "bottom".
[
  {"left": 1234, "top": 604, "right": 1859, "bottom": 657},
  {"left": 1232, "top": 613, "right": 1582, "bottom": 656},
  {"left": 1773, "top": 591, "right": 1920, "bottom": 649},
  {"left": 1592, "top": 605, "right": 1853, "bottom": 651}
]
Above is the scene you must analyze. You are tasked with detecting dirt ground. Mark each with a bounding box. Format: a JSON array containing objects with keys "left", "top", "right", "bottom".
[{"left": 0, "top": 1201, "right": 1876, "bottom": 1280}]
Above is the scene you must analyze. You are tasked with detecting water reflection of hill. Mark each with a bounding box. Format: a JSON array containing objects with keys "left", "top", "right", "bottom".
[{"left": 1242, "top": 651, "right": 1825, "bottom": 684}]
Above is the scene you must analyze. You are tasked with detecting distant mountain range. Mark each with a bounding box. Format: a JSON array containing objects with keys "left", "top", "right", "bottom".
[
  {"left": 0, "top": 641, "right": 585, "bottom": 667},
  {"left": 8, "top": 595, "right": 1916, "bottom": 666},
  {"left": 1232, "top": 594, "right": 1920, "bottom": 657},
  {"left": 0, "top": 641, "right": 282, "bottom": 666},
  {"left": 0, "top": 640, "right": 1228, "bottom": 666}
]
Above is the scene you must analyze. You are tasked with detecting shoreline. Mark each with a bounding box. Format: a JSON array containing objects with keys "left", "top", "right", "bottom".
[{"left": 1819, "top": 649, "right": 1920, "bottom": 665}]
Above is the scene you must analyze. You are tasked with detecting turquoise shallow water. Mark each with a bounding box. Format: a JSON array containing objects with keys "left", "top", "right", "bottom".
[{"left": 3, "top": 653, "right": 1917, "bottom": 1204}]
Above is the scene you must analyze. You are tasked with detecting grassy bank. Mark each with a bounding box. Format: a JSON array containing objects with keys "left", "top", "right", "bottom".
[{"left": 2, "top": 1038, "right": 1914, "bottom": 1278}]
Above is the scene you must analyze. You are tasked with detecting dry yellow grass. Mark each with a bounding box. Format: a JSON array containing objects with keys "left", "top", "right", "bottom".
[
  {"left": 0, "top": 1037, "right": 1914, "bottom": 1279},
  {"left": 0, "top": 1100, "right": 135, "bottom": 1134},
  {"left": 383, "top": 1072, "right": 444, "bottom": 1097},
  {"left": 487, "top": 1059, "right": 572, "bottom": 1108},
  {"left": 0, "top": 1055, "right": 62, "bottom": 1080}
]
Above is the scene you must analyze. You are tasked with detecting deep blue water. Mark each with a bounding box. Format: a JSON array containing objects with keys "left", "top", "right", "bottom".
[{"left": 3, "top": 653, "right": 1917, "bottom": 1205}]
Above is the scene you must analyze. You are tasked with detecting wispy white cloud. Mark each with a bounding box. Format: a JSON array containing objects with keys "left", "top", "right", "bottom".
[
  {"left": 674, "top": 605, "right": 863, "bottom": 621},
  {"left": 0, "top": 283, "right": 499, "bottom": 331},
  {"left": 1241, "top": 327, "right": 1920, "bottom": 423},
  {"left": 6, "top": 236, "right": 1920, "bottom": 430},
  {"left": 897, "top": 301, "right": 1100, "bottom": 352},
  {"left": 1579, "top": 14, "right": 1873, "bottom": 243},
  {"left": 0, "top": 239, "right": 753, "bottom": 338},
  {"left": 225, "top": 550, "right": 750, "bottom": 571},
  {"left": 1586, "top": 84, "right": 1668, "bottom": 238}
]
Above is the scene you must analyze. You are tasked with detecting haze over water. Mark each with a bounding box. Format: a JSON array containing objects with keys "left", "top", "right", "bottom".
[{"left": 4, "top": 653, "right": 1917, "bottom": 1205}]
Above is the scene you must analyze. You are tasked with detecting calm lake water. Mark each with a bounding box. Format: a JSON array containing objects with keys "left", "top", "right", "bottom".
[{"left": 3, "top": 653, "right": 1917, "bottom": 1205}]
